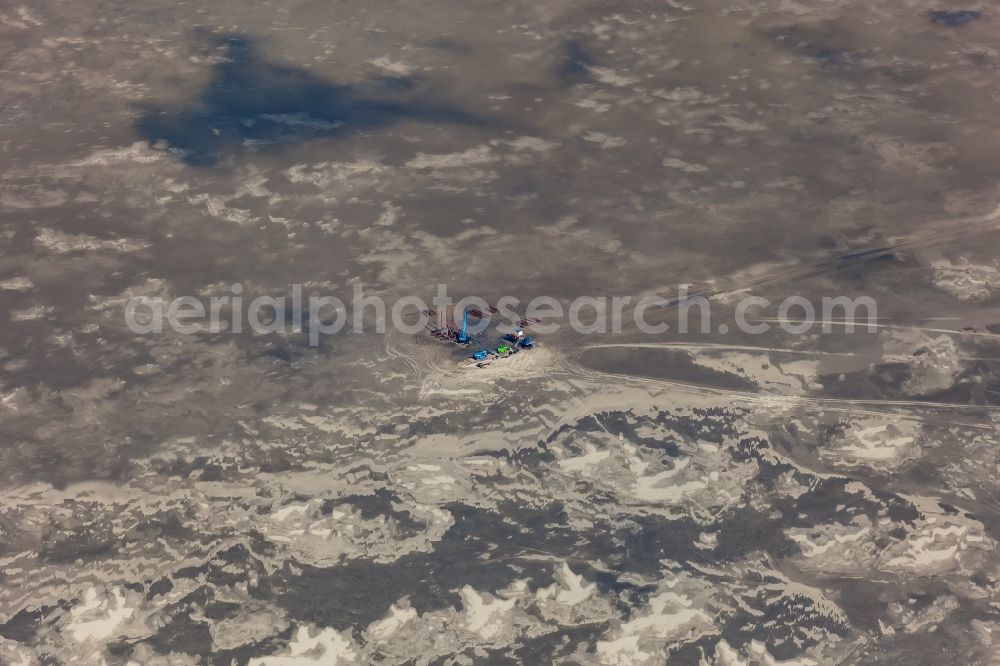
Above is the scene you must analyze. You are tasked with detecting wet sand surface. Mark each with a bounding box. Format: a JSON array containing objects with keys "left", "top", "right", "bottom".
[{"left": 2, "top": 0, "right": 1000, "bottom": 663}]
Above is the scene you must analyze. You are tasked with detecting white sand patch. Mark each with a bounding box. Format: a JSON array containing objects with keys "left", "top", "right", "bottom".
[
  {"left": 187, "top": 193, "right": 255, "bottom": 225},
  {"left": 543, "top": 564, "right": 594, "bottom": 605},
  {"left": 651, "top": 86, "right": 724, "bottom": 104},
  {"left": 359, "top": 579, "right": 551, "bottom": 662},
  {"left": 532, "top": 562, "right": 618, "bottom": 627},
  {"left": 820, "top": 418, "right": 921, "bottom": 469},
  {"left": 249, "top": 625, "right": 359, "bottom": 665},
  {"left": 881, "top": 330, "right": 963, "bottom": 396},
  {"left": 366, "top": 602, "right": 419, "bottom": 641},
  {"left": 376, "top": 201, "right": 402, "bottom": 226},
  {"left": 0, "top": 387, "right": 30, "bottom": 412},
  {"left": 504, "top": 136, "right": 560, "bottom": 152},
  {"left": 460, "top": 587, "right": 518, "bottom": 639},
  {"left": 398, "top": 463, "right": 459, "bottom": 489},
  {"left": 588, "top": 66, "right": 637, "bottom": 87},
  {"left": 210, "top": 606, "right": 289, "bottom": 651},
  {"left": 369, "top": 56, "right": 414, "bottom": 75},
  {"left": 583, "top": 131, "right": 626, "bottom": 148},
  {"left": 597, "top": 571, "right": 716, "bottom": 664},
  {"left": 931, "top": 258, "right": 1000, "bottom": 301},
  {"left": 237, "top": 173, "right": 272, "bottom": 198},
  {"left": 418, "top": 345, "right": 563, "bottom": 396},
  {"left": 709, "top": 640, "right": 749, "bottom": 666},
  {"left": 689, "top": 351, "right": 817, "bottom": 395},
  {"left": 91, "top": 278, "right": 172, "bottom": 310},
  {"left": 696, "top": 532, "right": 718, "bottom": 550},
  {"left": 262, "top": 499, "right": 454, "bottom": 566},
  {"left": 788, "top": 519, "right": 872, "bottom": 559},
  {"left": 0, "top": 187, "right": 68, "bottom": 209},
  {"left": 546, "top": 419, "right": 757, "bottom": 522},
  {"left": 886, "top": 593, "right": 959, "bottom": 636},
  {"left": 844, "top": 427, "right": 914, "bottom": 460},
  {"left": 863, "top": 134, "right": 942, "bottom": 174},
  {"left": 262, "top": 415, "right": 309, "bottom": 430},
  {"left": 557, "top": 444, "right": 611, "bottom": 472},
  {"left": 788, "top": 498, "right": 994, "bottom": 578},
  {"left": 35, "top": 227, "right": 150, "bottom": 253},
  {"left": 70, "top": 141, "right": 164, "bottom": 166},
  {"left": 716, "top": 115, "right": 767, "bottom": 132},
  {"left": 286, "top": 161, "right": 387, "bottom": 192},
  {"left": 407, "top": 145, "right": 497, "bottom": 169},
  {"left": 66, "top": 586, "right": 136, "bottom": 642},
  {"left": 0, "top": 5, "right": 43, "bottom": 28},
  {"left": 10, "top": 304, "right": 53, "bottom": 321},
  {"left": 0, "top": 276, "right": 34, "bottom": 291},
  {"left": 394, "top": 461, "right": 477, "bottom": 504},
  {"left": 575, "top": 98, "right": 611, "bottom": 113},
  {"left": 632, "top": 467, "right": 708, "bottom": 503},
  {"left": 662, "top": 157, "right": 708, "bottom": 173},
  {"left": 880, "top": 505, "right": 991, "bottom": 576},
  {"left": 0, "top": 637, "right": 35, "bottom": 666}
]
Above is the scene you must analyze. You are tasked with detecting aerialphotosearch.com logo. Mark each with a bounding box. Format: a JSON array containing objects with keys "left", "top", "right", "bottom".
[{"left": 124, "top": 283, "right": 878, "bottom": 345}]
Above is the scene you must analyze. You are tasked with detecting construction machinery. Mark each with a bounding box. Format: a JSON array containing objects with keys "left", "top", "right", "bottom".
[
  {"left": 424, "top": 307, "right": 474, "bottom": 346},
  {"left": 421, "top": 302, "right": 541, "bottom": 368},
  {"left": 467, "top": 327, "right": 537, "bottom": 368}
]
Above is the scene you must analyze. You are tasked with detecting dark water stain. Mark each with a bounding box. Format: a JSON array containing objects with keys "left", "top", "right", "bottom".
[
  {"left": 135, "top": 33, "right": 486, "bottom": 166},
  {"left": 0, "top": 605, "right": 58, "bottom": 643},
  {"left": 720, "top": 575, "right": 850, "bottom": 660},
  {"left": 269, "top": 500, "right": 577, "bottom": 632},
  {"left": 928, "top": 10, "right": 981, "bottom": 26},
  {"left": 263, "top": 346, "right": 295, "bottom": 363},
  {"left": 834, "top": 246, "right": 896, "bottom": 263},
  {"left": 559, "top": 39, "right": 598, "bottom": 85},
  {"left": 513, "top": 625, "right": 609, "bottom": 663},
  {"left": 764, "top": 25, "right": 861, "bottom": 70},
  {"left": 578, "top": 346, "right": 761, "bottom": 393},
  {"left": 111, "top": 549, "right": 291, "bottom": 666},
  {"left": 425, "top": 36, "right": 472, "bottom": 54},
  {"left": 322, "top": 489, "right": 425, "bottom": 533}
]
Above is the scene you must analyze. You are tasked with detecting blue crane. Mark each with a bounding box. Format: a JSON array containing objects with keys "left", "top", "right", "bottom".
[{"left": 456, "top": 308, "right": 470, "bottom": 344}]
